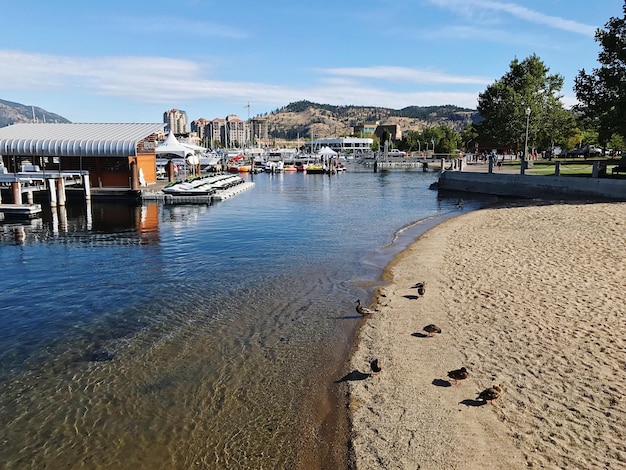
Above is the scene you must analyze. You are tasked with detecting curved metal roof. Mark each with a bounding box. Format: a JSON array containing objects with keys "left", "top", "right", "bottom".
[{"left": 0, "top": 123, "right": 165, "bottom": 157}]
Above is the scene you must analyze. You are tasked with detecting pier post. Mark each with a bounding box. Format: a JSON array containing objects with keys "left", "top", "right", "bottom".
[
  {"left": 592, "top": 162, "right": 600, "bottom": 178},
  {"left": 83, "top": 174, "right": 91, "bottom": 201},
  {"left": 47, "top": 178, "right": 57, "bottom": 207},
  {"left": 56, "top": 177, "right": 66, "bottom": 207},
  {"left": 440, "top": 158, "right": 445, "bottom": 172},
  {"left": 167, "top": 160, "right": 175, "bottom": 183},
  {"left": 11, "top": 181, "right": 21, "bottom": 204},
  {"left": 26, "top": 190, "right": 34, "bottom": 204},
  {"left": 130, "top": 160, "right": 139, "bottom": 190},
  {"left": 555, "top": 162, "right": 561, "bottom": 176}
]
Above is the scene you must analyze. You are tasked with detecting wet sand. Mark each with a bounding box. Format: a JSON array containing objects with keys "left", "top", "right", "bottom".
[{"left": 348, "top": 201, "right": 626, "bottom": 469}]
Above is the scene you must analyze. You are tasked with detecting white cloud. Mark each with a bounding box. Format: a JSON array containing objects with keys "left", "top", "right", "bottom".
[
  {"left": 428, "top": 0, "right": 597, "bottom": 36},
  {"left": 0, "top": 50, "right": 484, "bottom": 111},
  {"left": 318, "top": 66, "right": 492, "bottom": 85}
]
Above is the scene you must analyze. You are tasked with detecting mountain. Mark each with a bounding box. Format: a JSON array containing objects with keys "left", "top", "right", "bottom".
[
  {"left": 0, "top": 99, "right": 71, "bottom": 127},
  {"left": 257, "top": 100, "right": 479, "bottom": 140}
]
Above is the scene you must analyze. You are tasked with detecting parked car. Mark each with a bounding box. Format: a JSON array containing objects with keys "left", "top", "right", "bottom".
[{"left": 566, "top": 145, "right": 603, "bottom": 158}]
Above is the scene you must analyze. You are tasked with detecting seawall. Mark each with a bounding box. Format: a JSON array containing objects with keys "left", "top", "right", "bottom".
[{"left": 436, "top": 171, "right": 626, "bottom": 201}]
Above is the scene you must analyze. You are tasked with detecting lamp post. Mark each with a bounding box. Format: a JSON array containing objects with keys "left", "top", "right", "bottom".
[{"left": 523, "top": 107, "right": 531, "bottom": 175}]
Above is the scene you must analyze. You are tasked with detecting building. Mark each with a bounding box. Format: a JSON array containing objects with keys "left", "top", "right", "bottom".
[
  {"left": 163, "top": 109, "right": 189, "bottom": 135},
  {"left": 374, "top": 124, "right": 402, "bottom": 141},
  {"left": 250, "top": 118, "right": 269, "bottom": 142},
  {"left": 305, "top": 137, "right": 373, "bottom": 154},
  {"left": 0, "top": 123, "right": 166, "bottom": 189},
  {"left": 191, "top": 118, "right": 210, "bottom": 142},
  {"left": 224, "top": 115, "right": 247, "bottom": 147},
  {"left": 353, "top": 122, "right": 379, "bottom": 137}
]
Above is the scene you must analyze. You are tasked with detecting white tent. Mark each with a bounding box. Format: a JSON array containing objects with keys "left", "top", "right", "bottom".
[
  {"left": 155, "top": 132, "right": 206, "bottom": 159},
  {"left": 317, "top": 146, "right": 337, "bottom": 156}
]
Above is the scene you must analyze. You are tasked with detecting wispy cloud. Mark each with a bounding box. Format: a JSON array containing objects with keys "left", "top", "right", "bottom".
[
  {"left": 0, "top": 50, "right": 482, "bottom": 110},
  {"left": 428, "top": 0, "right": 597, "bottom": 36},
  {"left": 319, "top": 66, "right": 492, "bottom": 85}
]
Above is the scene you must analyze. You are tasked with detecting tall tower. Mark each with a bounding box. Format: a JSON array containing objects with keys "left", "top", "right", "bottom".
[{"left": 163, "top": 109, "right": 189, "bottom": 134}]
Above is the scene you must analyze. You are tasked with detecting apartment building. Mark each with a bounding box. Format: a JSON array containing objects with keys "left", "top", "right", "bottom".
[{"left": 163, "top": 109, "right": 189, "bottom": 135}]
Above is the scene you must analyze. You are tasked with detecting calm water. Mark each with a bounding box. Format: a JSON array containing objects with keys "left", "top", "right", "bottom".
[{"left": 0, "top": 171, "right": 491, "bottom": 469}]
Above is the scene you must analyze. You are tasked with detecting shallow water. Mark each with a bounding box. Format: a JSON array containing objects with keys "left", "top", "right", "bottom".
[{"left": 0, "top": 171, "right": 491, "bottom": 469}]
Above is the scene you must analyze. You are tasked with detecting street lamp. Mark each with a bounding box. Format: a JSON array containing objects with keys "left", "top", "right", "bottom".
[{"left": 523, "top": 107, "right": 531, "bottom": 175}]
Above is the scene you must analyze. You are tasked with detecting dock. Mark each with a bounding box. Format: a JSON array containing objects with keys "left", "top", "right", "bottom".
[
  {"left": 0, "top": 203, "right": 42, "bottom": 218},
  {"left": 140, "top": 181, "right": 255, "bottom": 204}
]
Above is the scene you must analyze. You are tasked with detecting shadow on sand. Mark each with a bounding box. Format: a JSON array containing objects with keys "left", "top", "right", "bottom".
[{"left": 334, "top": 370, "right": 372, "bottom": 383}]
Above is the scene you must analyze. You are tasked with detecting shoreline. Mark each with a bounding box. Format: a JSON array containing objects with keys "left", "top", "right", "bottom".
[{"left": 347, "top": 200, "right": 626, "bottom": 469}]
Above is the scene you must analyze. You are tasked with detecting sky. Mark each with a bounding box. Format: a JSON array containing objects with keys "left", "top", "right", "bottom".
[{"left": 0, "top": 0, "right": 622, "bottom": 124}]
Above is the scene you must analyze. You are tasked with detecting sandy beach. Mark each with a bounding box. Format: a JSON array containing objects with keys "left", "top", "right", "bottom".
[{"left": 348, "top": 201, "right": 626, "bottom": 469}]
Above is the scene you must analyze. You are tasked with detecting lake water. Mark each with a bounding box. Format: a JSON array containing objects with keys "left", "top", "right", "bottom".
[{"left": 0, "top": 170, "right": 492, "bottom": 469}]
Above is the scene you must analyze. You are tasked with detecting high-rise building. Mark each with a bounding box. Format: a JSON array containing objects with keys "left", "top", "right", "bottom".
[
  {"left": 191, "top": 118, "right": 209, "bottom": 141},
  {"left": 224, "top": 115, "right": 247, "bottom": 147},
  {"left": 163, "top": 109, "right": 189, "bottom": 135}
]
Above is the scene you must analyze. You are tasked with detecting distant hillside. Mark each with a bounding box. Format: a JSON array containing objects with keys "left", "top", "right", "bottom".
[
  {"left": 257, "top": 100, "right": 479, "bottom": 140},
  {"left": 0, "top": 99, "right": 71, "bottom": 127}
]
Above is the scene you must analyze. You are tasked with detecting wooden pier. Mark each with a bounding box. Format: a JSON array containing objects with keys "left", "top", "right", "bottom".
[{"left": 0, "top": 169, "right": 91, "bottom": 208}]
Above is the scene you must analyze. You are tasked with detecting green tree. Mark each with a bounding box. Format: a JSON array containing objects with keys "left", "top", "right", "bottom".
[
  {"left": 476, "top": 54, "right": 572, "bottom": 156},
  {"left": 574, "top": 2, "right": 626, "bottom": 144},
  {"left": 460, "top": 124, "right": 479, "bottom": 152},
  {"left": 403, "top": 130, "right": 423, "bottom": 153}
]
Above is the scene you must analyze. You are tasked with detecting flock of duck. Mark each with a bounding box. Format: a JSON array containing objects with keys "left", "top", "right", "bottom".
[{"left": 354, "top": 281, "right": 504, "bottom": 405}]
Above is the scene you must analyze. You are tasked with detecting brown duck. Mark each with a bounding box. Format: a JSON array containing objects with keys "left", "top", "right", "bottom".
[
  {"left": 423, "top": 324, "right": 441, "bottom": 336},
  {"left": 355, "top": 299, "right": 375, "bottom": 316},
  {"left": 413, "top": 281, "right": 426, "bottom": 296},
  {"left": 447, "top": 367, "right": 469, "bottom": 385},
  {"left": 478, "top": 384, "right": 503, "bottom": 405}
]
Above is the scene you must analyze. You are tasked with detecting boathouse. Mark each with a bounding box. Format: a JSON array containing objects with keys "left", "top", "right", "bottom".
[{"left": 0, "top": 122, "right": 166, "bottom": 189}]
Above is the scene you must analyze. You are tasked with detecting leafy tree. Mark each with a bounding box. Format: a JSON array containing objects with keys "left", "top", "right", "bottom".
[
  {"left": 380, "top": 129, "right": 391, "bottom": 147},
  {"left": 403, "top": 130, "right": 423, "bottom": 152},
  {"left": 574, "top": 2, "right": 626, "bottom": 144},
  {"left": 460, "top": 124, "right": 479, "bottom": 152},
  {"left": 476, "top": 54, "right": 573, "bottom": 156}
]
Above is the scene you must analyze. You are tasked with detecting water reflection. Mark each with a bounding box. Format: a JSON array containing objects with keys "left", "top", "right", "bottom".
[{"left": 0, "top": 201, "right": 161, "bottom": 246}]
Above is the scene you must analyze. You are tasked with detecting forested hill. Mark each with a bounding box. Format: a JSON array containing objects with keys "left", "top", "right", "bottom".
[
  {"left": 257, "top": 100, "right": 479, "bottom": 140},
  {"left": 0, "top": 99, "right": 71, "bottom": 127}
]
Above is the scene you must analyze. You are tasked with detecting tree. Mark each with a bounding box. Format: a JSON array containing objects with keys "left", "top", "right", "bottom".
[
  {"left": 460, "top": 124, "right": 479, "bottom": 152},
  {"left": 574, "top": 2, "right": 626, "bottom": 144},
  {"left": 476, "top": 54, "right": 573, "bottom": 155}
]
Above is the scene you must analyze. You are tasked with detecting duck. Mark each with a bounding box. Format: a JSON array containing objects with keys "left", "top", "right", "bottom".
[
  {"left": 447, "top": 367, "right": 469, "bottom": 385},
  {"left": 478, "top": 384, "right": 503, "bottom": 405},
  {"left": 414, "top": 281, "right": 426, "bottom": 296},
  {"left": 370, "top": 358, "right": 382, "bottom": 374},
  {"left": 355, "top": 299, "right": 375, "bottom": 316},
  {"left": 423, "top": 324, "right": 441, "bottom": 337}
]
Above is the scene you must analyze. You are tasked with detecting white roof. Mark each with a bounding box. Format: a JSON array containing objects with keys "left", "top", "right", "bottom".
[
  {"left": 155, "top": 132, "right": 206, "bottom": 157},
  {"left": 0, "top": 122, "right": 165, "bottom": 157}
]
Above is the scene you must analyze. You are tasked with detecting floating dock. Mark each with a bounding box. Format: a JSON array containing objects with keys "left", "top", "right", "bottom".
[
  {"left": 0, "top": 203, "right": 42, "bottom": 218},
  {"left": 141, "top": 181, "right": 254, "bottom": 204}
]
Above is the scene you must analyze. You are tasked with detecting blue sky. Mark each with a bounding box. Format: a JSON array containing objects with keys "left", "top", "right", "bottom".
[{"left": 0, "top": 0, "right": 621, "bottom": 124}]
